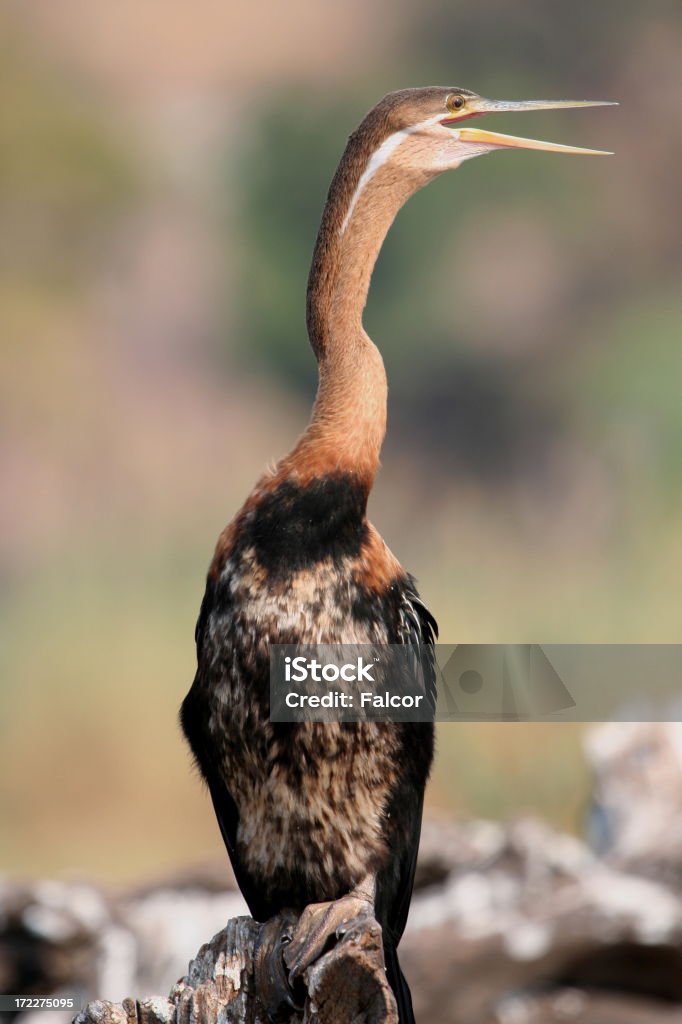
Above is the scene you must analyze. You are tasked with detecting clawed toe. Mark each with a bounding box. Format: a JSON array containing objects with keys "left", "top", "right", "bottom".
[
  {"left": 254, "top": 895, "right": 376, "bottom": 1019},
  {"left": 335, "top": 911, "right": 372, "bottom": 941},
  {"left": 283, "top": 895, "right": 373, "bottom": 980}
]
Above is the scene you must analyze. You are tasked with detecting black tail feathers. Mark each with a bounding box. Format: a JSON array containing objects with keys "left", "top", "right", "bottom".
[{"left": 384, "top": 944, "right": 415, "bottom": 1024}]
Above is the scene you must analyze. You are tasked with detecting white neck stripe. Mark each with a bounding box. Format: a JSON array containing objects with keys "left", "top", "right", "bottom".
[{"left": 340, "top": 114, "right": 443, "bottom": 235}]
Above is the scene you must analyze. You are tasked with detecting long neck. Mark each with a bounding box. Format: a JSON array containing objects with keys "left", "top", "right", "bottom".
[{"left": 282, "top": 132, "right": 435, "bottom": 489}]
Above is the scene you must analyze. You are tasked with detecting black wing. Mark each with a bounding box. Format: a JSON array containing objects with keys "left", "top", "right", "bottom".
[
  {"left": 181, "top": 675, "right": 276, "bottom": 919},
  {"left": 376, "top": 574, "right": 438, "bottom": 948},
  {"left": 397, "top": 573, "right": 439, "bottom": 715},
  {"left": 181, "top": 584, "right": 271, "bottom": 918}
]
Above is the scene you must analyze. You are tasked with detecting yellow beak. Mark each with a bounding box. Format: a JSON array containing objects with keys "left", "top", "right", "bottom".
[
  {"left": 442, "top": 97, "right": 617, "bottom": 156},
  {"left": 457, "top": 126, "right": 612, "bottom": 156}
]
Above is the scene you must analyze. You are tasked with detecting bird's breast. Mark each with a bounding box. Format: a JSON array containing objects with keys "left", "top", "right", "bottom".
[{"left": 189, "top": 472, "right": 421, "bottom": 906}]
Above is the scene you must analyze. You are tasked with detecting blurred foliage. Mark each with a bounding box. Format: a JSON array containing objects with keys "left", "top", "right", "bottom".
[
  {"left": 411, "top": 0, "right": 634, "bottom": 87},
  {"left": 571, "top": 291, "right": 682, "bottom": 491},
  {"left": 228, "top": 95, "right": 358, "bottom": 392},
  {"left": 0, "top": 33, "right": 139, "bottom": 293}
]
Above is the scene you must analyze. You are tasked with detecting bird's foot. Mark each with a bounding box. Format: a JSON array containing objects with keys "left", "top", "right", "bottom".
[
  {"left": 254, "top": 910, "right": 305, "bottom": 1022},
  {"left": 283, "top": 892, "right": 374, "bottom": 981}
]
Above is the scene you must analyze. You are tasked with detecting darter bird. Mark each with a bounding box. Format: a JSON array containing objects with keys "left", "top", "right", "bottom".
[{"left": 181, "top": 87, "right": 613, "bottom": 1023}]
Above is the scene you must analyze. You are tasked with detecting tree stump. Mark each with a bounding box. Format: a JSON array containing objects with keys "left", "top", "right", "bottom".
[{"left": 72, "top": 914, "right": 397, "bottom": 1024}]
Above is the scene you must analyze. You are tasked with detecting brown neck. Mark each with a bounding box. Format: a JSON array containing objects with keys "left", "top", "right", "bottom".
[{"left": 282, "top": 129, "right": 434, "bottom": 488}]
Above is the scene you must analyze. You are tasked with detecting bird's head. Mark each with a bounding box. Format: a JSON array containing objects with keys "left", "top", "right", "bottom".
[{"left": 354, "top": 87, "right": 616, "bottom": 180}]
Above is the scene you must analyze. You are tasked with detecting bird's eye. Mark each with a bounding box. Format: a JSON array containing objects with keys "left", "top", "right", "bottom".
[{"left": 447, "top": 94, "right": 466, "bottom": 113}]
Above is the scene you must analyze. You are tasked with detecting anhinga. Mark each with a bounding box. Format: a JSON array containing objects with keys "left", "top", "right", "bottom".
[{"left": 181, "top": 87, "right": 613, "bottom": 1023}]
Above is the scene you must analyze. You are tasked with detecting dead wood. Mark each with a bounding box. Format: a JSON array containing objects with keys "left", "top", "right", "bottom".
[{"left": 71, "top": 914, "right": 397, "bottom": 1024}]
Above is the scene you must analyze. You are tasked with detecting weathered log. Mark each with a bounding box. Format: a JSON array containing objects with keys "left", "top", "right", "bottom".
[{"left": 72, "top": 914, "right": 397, "bottom": 1024}]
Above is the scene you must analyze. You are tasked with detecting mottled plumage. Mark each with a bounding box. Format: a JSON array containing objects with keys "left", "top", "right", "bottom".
[{"left": 181, "top": 471, "right": 436, "bottom": 937}]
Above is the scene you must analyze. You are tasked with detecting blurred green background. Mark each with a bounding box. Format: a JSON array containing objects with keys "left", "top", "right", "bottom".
[{"left": 1, "top": 0, "right": 681, "bottom": 882}]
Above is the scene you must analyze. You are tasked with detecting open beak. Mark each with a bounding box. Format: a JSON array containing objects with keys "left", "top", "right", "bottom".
[{"left": 441, "top": 98, "right": 617, "bottom": 156}]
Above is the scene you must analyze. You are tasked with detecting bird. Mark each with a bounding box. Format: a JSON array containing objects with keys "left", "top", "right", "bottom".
[{"left": 180, "top": 87, "right": 613, "bottom": 1023}]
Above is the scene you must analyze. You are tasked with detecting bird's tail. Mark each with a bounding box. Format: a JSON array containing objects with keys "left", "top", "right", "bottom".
[{"left": 384, "top": 944, "right": 415, "bottom": 1024}]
